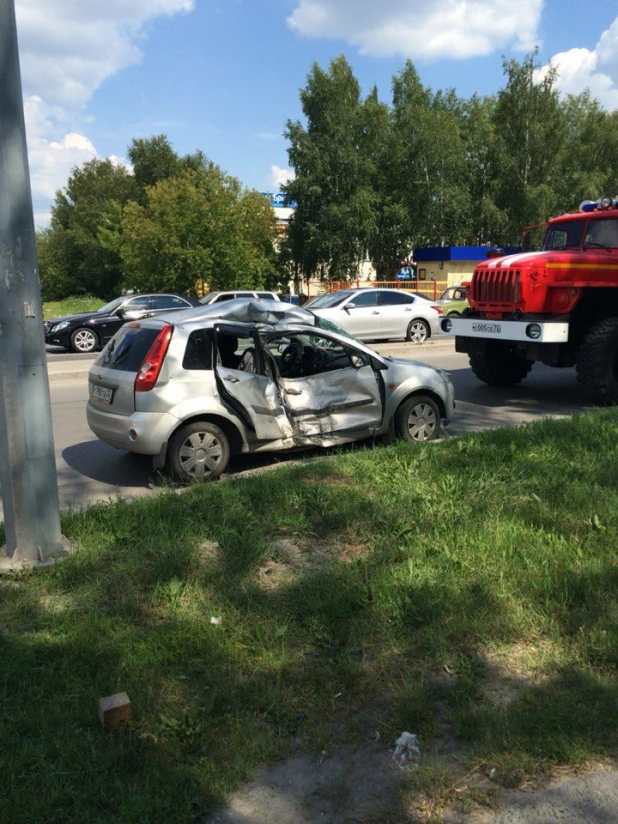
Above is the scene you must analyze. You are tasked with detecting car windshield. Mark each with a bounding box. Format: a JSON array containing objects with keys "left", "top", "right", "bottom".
[
  {"left": 305, "top": 292, "right": 351, "bottom": 309},
  {"left": 96, "top": 297, "right": 125, "bottom": 314},
  {"left": 313, "top": 315, "right": 362, "bottom": 344},
  {"left": 198, "top": 292, "right": 218, "bottom": 304}
]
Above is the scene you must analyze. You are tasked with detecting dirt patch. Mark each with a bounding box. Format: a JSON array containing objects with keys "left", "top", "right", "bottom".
[
  {"left": 257, "top": 535, "right": 371, "bottom": 589},
  {"left": 479, "top": 643, "right": 553, "bottom": 707},
  {"left": 205, "top": 741, "right": 403, "bottom": 824}
]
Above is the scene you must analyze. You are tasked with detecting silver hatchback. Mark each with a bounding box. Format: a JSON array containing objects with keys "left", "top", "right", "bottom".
[{"left": 87, "top": 300, "right": 455, "bottom": 481}]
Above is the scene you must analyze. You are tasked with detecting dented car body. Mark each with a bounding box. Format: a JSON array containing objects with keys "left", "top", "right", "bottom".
[{"left": 87, "top": 299, "right": 455, "bottom": 481}]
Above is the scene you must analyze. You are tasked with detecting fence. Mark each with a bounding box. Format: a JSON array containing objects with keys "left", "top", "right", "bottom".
[{"left": 327, "top": 279, "right": 448, "bottom": 301}]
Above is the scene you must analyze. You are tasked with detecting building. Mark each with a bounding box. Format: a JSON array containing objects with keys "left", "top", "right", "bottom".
[{"left": 413, "top": 246, "right": 521, "bottom": 288}]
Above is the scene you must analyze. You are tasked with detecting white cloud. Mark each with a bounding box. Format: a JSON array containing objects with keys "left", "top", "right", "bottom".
[
  {"left": 287, "top": 0, "right": 542, "bottom": 60},
  {"left": 271, "top": 165, "right": 295, "bottom": 189},
  {"left": 535, "top": 16, "right": 618, "bottom": 110},
  {"left": 14, "top": 0, "right": 194, "bottom": 221}
]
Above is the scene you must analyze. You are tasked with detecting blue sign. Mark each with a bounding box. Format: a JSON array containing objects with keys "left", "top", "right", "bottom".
[{"left": 262, "top": 192, "right": 297, "bottom": 209}]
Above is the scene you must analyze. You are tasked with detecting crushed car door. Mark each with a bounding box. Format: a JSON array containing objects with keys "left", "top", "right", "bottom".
[
  {"left": 263, "top": 331, "right": 384, "bottom": 438},
  {"left": 214, "top": 324, "right": 294, "bottom": 441}
]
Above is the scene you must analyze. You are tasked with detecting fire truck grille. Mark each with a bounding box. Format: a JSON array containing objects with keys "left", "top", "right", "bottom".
[{"left": 471, "top": 269, "right": 520, "bottom": 307}]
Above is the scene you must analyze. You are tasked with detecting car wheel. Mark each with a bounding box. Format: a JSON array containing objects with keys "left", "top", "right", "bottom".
[
  {"left": 167, "top": 421, "right": 230, "bottom": 482},
  {"left": 406, "top": 319, "right": 430, "bottom": 343},
  {"left": 395, "top": 395, "right": 441, "bottom": 441},
  {"left": 70, "top": 327, "right": 98, "bottom": 353}
]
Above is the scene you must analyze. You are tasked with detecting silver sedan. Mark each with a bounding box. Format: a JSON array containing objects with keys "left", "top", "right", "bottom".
[{"left": 308, "top": 288, "right": 443, "bottom": 342}]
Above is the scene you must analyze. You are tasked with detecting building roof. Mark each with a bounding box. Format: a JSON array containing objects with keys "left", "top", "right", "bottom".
[{"left": 414, "top": 245, "right": 521, "bottom": 262}]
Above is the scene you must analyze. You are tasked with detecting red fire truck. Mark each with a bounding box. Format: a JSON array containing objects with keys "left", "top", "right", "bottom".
[{"left": 442, "top": 197, "right": 618, "bottom": 403}]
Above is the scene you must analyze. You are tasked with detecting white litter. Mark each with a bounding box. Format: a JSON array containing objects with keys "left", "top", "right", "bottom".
[
  {"left": 392, "top": 731, "right": 421, "bottom": 766},
  {"left": 210, "top": 616, "right": 222, "bottom": 625}
]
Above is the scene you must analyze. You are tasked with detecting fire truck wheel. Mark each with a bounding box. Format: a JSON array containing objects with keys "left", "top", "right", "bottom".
[
  {"left": 469, "top": 341, "right": 533, "bottom": 386},
  {"left": 576, "top": 317, "right": 618, "bottom": 405}
]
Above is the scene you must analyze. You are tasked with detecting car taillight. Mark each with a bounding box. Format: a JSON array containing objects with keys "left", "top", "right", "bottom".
[
  {"left": 135, "top": 325, "right": 173, "bottom": 392},
  {"left": 430, "top": 304, "right": 443, "bottom": 315}
]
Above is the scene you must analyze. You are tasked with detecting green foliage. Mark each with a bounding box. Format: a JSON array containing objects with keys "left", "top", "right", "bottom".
[
  {"left": 42, "top": 296, "right": 102, "bottom": 320},
  {"left": 283, "top": 56, "right": 378, "bottom": 280},
  {"left": 284, "top": 50, "right": 618, "bottom": 277},
  {"left": 116, "top": 168, "right": 278, "bottom": 295},
  {"left": 40, "top": 159, "right": 137, "bottom": 301}
]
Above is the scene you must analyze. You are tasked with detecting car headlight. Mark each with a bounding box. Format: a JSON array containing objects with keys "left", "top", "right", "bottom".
[{"left": 52, "top": 321, "right": 70, "bottom": 332}]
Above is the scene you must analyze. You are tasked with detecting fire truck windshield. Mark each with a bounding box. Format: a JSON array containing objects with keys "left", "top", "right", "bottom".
[
  {"left": 543, "top": 217, "right": 618, "bottom": 251},
  {"left": 542, "top": 219, "right": 585, "bottom": 250}
]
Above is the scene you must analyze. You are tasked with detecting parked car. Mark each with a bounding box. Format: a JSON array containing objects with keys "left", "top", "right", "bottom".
[
  {"left": 44, "top": 293, "right": 200, "bottom": 353},
  {"left": 438, "top": 286, "right": 469, "bottom": 316},
  {"left": 199, "top": 290, "right": 280, "bottom": 304},
  {"left": 87, "top": 299, "right": 455, "bottom": 481},
  {"left": 308, "top": 288, "right": 442, "bottom": 342}
]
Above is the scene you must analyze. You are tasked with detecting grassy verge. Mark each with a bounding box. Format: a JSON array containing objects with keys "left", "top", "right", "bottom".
[
  {"left": 43, "top": 296, "right": 102, "bottom": 320},
  {"left": 1, "top": 411, "right": 617, "bottom": 822}
]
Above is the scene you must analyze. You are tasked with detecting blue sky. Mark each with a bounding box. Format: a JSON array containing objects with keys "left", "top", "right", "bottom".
[{"left": 15, "top": 0, "right": 618, "bottom": 224}]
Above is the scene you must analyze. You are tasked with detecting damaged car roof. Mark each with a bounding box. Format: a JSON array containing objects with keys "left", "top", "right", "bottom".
[{"left": 158, "top": 297, "right": 315, "bottom": 329}]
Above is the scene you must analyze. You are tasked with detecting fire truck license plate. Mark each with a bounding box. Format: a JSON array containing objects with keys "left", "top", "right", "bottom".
[{"left": 472, "top": 323, "right": 502, "bottom": 334}]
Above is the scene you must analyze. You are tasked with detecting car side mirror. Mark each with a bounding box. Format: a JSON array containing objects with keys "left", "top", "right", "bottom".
[
  {"left": 115, "top": 308, "right": 126, "bottom": 319},
  {"left": 345, "top": 302, "right": 356, "bottom": 311}
]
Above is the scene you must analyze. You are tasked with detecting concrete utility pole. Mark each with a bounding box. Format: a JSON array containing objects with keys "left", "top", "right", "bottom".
[{"left": 0, "top": 0, "right": 67, "bottom": 570}]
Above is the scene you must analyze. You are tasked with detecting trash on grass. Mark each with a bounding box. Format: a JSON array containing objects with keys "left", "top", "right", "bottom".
[
  {"left": 392, "top": 731, "right": 421, "bottom": 766},
  {"left": 210, "top": 616, "right": 222, "bottom": 625}
]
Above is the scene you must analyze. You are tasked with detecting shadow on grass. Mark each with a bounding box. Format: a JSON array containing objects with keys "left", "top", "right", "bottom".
[{"left": 2, "top": 413, "right": 618, "bottom": 823}]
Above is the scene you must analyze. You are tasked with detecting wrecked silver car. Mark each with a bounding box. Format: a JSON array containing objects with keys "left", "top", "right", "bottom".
[{"left": 87, "top": 299, "right": 455, "bottom": 481}]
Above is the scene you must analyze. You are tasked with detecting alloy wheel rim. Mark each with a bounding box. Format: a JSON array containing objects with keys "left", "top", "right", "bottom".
[
  {"left": 179, "top": 432, "right": 223, "bottom": 478},
  {"left": 409, "top": 322, "right": 427, "bottom": 342},
  {"left": 407, "top": 403, "right": 437, "bottom": 440},
  {"left": 75, "top": 330, "right": 96, "bottom": 351}
]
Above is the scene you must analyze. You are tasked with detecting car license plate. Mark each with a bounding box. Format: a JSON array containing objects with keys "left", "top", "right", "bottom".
[
  {"left": 92, "top": 384, "right": 114, "bottom": 404},
  {"left": 472, "top": 322, "right": 502, "bottom": 334}
]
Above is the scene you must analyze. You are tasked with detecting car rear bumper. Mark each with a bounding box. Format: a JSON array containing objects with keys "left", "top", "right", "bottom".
[{"left": 87, "top": 402, "right": 177, "bottom": 455}]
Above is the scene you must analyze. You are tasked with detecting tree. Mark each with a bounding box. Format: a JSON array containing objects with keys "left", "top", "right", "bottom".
[
  {"left": 127, "top": 134, "right": 208, "bottom": 203},
  {"left": 389, "top": 62, "right": 471, "bottom": 251},
  {"left": 492, "top": 51, "right": 566, "bottom": 241},
  {"left": 283, "top": 56, "right": 377, "bottom": 281},
  {"left": 117, "top": 168, "right": 278, "bottom": 295},
  {"left": 40, "top": 158, "right": 137, "bottom": 300}
]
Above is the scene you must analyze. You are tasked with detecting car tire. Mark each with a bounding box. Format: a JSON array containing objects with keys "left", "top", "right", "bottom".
[
  {"left": 446, "top": 311, "right": 461, "bottom": 317},
  {"left": 167, "top": 421, "right": 230, "bottom": 482},
  {"left": 576, "top": 317, "right": 618, "bottom": 404},
  {"left": 406, "top": 319, "right": 430, "bottom": 343},
  {"left": 70, "top": 327, "right": 99, "bottom": 353},
  {"left": 395, "top": 394, "right": 441, "bottom": 441},
  {"left": 469, "top": 341, "right": 533, "bottom": 386}
]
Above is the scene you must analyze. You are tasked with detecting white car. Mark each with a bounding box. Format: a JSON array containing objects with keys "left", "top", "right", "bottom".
[
  {"left": 309, "top": 288, "right": 443, "bottom": 342},
  {"left": 200, "top": 290, "right": 280, "bottom": 305}
]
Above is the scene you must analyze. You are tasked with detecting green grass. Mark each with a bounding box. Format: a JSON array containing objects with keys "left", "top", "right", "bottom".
[
  {"left": 1, "top": 411, "right": 618, "bottom": 822},
  {"left": 43, "top": 296, "right": 102, "bottom": 320}
]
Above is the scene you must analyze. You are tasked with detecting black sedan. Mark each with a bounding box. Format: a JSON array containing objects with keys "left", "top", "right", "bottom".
[{"left": 44, "top": 293, "right": 200, "bottom": 353}]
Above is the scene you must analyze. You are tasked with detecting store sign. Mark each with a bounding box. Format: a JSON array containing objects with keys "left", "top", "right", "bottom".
[{"left": 263, "top": 192, "right": 297, "bottom": 209}]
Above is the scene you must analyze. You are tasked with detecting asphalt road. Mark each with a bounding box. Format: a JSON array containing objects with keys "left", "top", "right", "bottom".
[{"left": 0, "top": 339, "right": 594, "bottom": 519}]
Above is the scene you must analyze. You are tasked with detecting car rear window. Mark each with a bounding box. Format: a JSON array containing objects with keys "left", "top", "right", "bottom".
[{"left": 98, "top": 325, "right": 160, "bottom": 372}]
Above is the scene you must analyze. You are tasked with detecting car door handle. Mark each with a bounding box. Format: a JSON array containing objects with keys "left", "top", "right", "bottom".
[
  {"left": 285, "top": 387, "right": 302, "bottom": 395},
  {"left": 223, "top": 375, "right": 239, "bottom": 383},
  {"left": 371, "top": 311, "right": 380, "bottom": 315},
  {"left": 404, "top": 308, "right": 412, "bottom": 311}
]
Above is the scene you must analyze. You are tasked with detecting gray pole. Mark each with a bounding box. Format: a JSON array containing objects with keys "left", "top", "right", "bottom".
[{"left": 0, "top": 0, "right": 67, "bottom": 570}]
